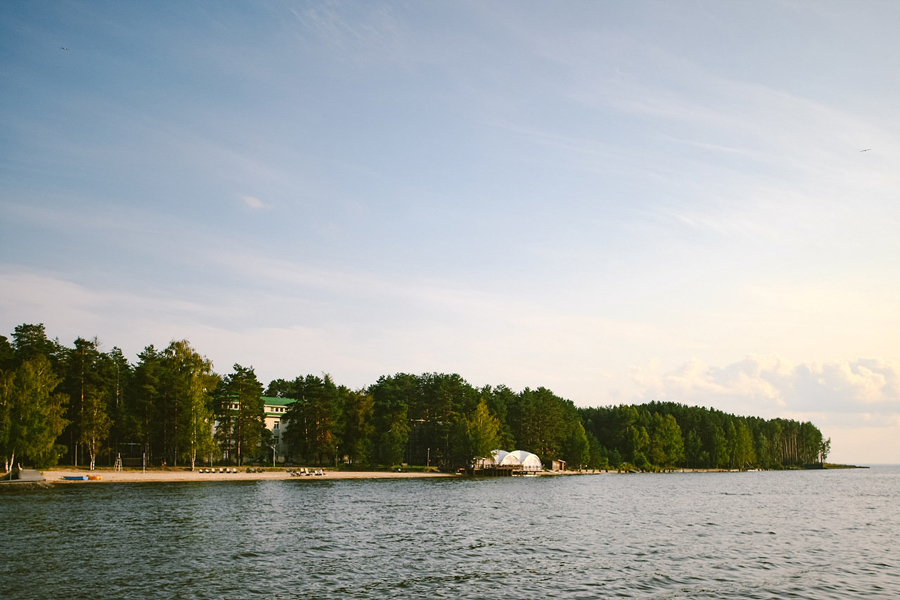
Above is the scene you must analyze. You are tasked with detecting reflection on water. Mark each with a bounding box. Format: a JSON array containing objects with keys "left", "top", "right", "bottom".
[{"left": 2, "top": 467, "right": 899, "bottom": 599}]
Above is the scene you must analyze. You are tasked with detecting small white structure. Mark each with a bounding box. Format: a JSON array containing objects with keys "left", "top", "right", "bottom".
[
  {"left": 508, "top": 450, "right": 543, "bottom": 471},
  {"left": 481, "top": 449, "right": 543, "bottom": 472}
]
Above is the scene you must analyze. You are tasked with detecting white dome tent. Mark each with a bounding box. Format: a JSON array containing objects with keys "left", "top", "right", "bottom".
[
  {"left": 507, "top": 450, "right": 542, "bottom": 472},
  {"left": 498, "top": 452, "right": 520, "bottom": 467},
  {"left": 473, "top": 449, "right": 543, "bottom": 475}
]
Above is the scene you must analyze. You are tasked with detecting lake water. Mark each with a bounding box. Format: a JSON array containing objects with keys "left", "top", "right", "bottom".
[{"left": 2, "top": 467, "right": 898, "bottom": 599}]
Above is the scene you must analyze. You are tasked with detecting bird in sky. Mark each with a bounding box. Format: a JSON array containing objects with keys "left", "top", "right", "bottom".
[
  {"left": 60, "top": 47, "right": 68, "bottom": 50},
  {"left": 860, "top": 148, "right": 871, "bottom": 152}
]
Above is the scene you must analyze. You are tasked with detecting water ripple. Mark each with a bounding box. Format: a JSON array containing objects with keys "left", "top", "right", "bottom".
[{"left": 2, "top": 468, "right": 900, "bottom": 598}]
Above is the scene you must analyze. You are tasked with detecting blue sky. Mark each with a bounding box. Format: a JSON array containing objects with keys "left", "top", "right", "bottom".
[{"left": 2, "top": 1, "right": 898, "bottom": 463}]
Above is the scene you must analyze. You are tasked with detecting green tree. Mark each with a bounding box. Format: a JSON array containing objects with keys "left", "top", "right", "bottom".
[
  {"left": 0, "top": 368, "right": 13, "bottom": 471},
  {"left": 339, "top": 387, "right": 374, "bottom": 466},
  {"left": 369, "top": 375, "right": 411, "bottom": 466},
  {"left": 459, "top": 398, "right": 501, "bottom": 462},
  {"left": 128, "top": 346, "right": 163, "bottom": 465},
  {"left": 819, "top": 437, "right": 831, "bottom": 463},
  {"left": 710, "top": 423, "right": 728, "bottom": 468},
  {"left": 755, "top": 431, "right": 772, "bottom": 469},
  {"left": 79, "top": 385, "right": 111, "bottom": 470},
  {"left": 2, "top": 356, "right": 69, "bottom": 469},
  {"left": 733, "top": 420, "right": 756, "bottom": 469},
  {"left": 162, "top": 341, "right": 218, "bottom": 469},
  {"left": 508, "top": 387, "right": 570, "bottom": 460},
  {"left": 105, "top": 347, "right": 131, "bottom": 466},
  {"left": 61, "top": 337, "right": 110, "bottom": 467},
  {"left": 0, "top": 335, "right": 14, "bottom": 372},
  {"left": 684, "top": 429, "right": 703, "bottom": 468},
  {"left": 658, "top": 414, "right": 684, "bottom": 468},
  {"left": 647, "top": 413, "right": 667, "bottom": 466},
  {"left": 608, "top": 447, "right": 623, "bottom": 469},
  {"left": 560, "top": 420, "right": 590, "bottom": 470},
  {"left": 800, "top": 421, "right": 823, "bottom": 465},
  {"left": 481, "top": 385, "right": 515, "bottom": 449},
  {"left": 628, "top": 425, "right": 650, "bottom": 465},
  {"left": 12, "top": 323, "right": 60, "bottom": 365},
  {"left": 585, "top": 433, "right": 609, "bottom": 470},
  {"left": 213, "top": 365, "right": 264, "bottom": 465},
  {"left": 283, "top": 374, "right": 343, "bottom": 465}
]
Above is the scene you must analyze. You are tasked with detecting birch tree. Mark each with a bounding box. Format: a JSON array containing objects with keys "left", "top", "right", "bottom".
[
  {"left": 163, "top": 341, "right": 218, "bottom": 469},
  {"left": 3, "top": 356, "right": 69, "bottom": 469}
]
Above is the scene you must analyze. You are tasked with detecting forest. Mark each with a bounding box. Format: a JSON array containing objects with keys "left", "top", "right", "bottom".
[{"left": 0, "top": 323, "right": 830, "bottom": 472}]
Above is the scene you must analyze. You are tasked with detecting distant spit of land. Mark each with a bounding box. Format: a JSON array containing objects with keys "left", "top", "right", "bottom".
[{"left": 1, "top": 463, "right": 864, "bottom": 485}]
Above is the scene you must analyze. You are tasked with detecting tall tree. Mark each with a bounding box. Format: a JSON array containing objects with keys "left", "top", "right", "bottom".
[
  {"left": 732, "top": 420, "right": 756, "bottom": 469},
  {"left": 819, "top": 437, "right": 831, "bottom": 463},
  {"left": 79, "top": 385, "right": 110, "bottom": 470},
  {"left": 369, "top": 375, "right": 412, "bottom": 466},
  {"left": 213, "top": 365, "right": 264, "bottom": 466},
  {"left": 2, "top": 356, "right": 69, "bottom": 469},
  {"left": 283, "top": 374, "right": 342, "bottom": 465},
  {"left": 481, "top": 385, "right": 516, "bottom": 449},
  {"left": 560, "top": 420, "right": 590, "bottom": 470},
  {"left": 12, "top": 323, "right": 60, "bottom": 365},
  {"left": 339, "top": 387, "right": 374, "bottom": 466},
  {"left": 458, "top": 398, "right": 501, "bottom": 462},
  {"left": 0, "top": 335, "right": 14, "bottom": 372},
  {"left": 0, "top": 368, "right": 13, "bottom": 471},
  {"left": 105, "top": 347, "right": 131, "bottom": 466},
  {"left": 61, "top": 337, "right": 109, "bottom": 467},
  {"left": 659, "top": 414, "right": 685, "bottom": 468},
  {"left": 128, "top": 346, "right": 163, "bottom": 465},
  {"left": 162, "top": 341, "right": 219, "bottom": 469}
]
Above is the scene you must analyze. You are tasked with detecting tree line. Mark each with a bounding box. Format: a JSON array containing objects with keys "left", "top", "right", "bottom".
[{"left": 0, "top": 323, "right": 829, "bottom": 471}]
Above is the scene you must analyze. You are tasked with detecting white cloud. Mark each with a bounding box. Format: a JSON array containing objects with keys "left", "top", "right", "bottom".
[
  {"left": 241, "top": 195, "right": 268, "bottom": 210},
  {"left": 629, "top": 355, "right": 900, "bottom": 423}
]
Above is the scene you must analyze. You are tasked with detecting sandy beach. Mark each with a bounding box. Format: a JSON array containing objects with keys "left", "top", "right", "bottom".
[{"left": 42, "top": 467, "right": 459, "bottom": 483}]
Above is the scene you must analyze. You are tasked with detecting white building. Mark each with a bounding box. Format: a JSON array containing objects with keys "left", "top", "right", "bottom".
[{"left": 262, "top": 396, "right": 294, "bottom": 461}]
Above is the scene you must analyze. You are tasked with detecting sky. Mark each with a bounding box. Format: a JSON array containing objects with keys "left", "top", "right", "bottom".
[{"left": 1, "top": 1, "right": 898, "bottom": 464}]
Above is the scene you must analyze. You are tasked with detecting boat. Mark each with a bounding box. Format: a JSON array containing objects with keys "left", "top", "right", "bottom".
[{"left": 63, "top": 475, "right": 89, "bottom": 481}]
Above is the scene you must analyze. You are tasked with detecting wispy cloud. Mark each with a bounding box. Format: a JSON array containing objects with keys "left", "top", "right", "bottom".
[
  {"left": 283, "top": 1, "right": 410, "bottom": 69},
  {"left": 241, "top": 195, "right": 269, "bottom": 210}
]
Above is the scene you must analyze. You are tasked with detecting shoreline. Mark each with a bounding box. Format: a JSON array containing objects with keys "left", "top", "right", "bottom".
[
  {"left": 4, "top": 463, "right": 868, "bottom": 485},
  {"left": 40, "top": 467, "right": 460, "bottom": 483}
]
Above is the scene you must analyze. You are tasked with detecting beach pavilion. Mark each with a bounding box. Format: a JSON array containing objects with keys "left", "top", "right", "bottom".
[{"left": 472, "top": 449, "right": 543, "bottom": 475}]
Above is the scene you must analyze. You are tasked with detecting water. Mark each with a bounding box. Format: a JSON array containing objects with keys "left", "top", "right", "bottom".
[{"left": 2, "top": 467, "right": 899, "bottom": 599}]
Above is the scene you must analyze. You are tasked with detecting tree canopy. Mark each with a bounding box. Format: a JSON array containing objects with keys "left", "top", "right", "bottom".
[{"left": 0, "top": 323, "right": 831, "bottom": 472}]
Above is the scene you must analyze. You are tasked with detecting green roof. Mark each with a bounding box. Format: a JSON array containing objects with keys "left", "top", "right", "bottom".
[{"left": 261, "top": 396, "right": 295, "bottom": 407}]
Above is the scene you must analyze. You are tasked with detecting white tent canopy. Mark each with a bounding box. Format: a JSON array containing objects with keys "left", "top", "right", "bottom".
[
  {"left": 508, "top": 450, "right": 542, "bottom": 471},
  {"left": 486, "top": 449, "right": 543, "bottom": 471}
]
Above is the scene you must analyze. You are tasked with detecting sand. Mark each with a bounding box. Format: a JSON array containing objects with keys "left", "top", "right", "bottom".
[{"left": 43, "top": 467, "right": 458, "bottom": 483}]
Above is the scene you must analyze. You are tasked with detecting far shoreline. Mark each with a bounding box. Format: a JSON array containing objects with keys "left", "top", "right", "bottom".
[
  {"left": 3, "top": 462, "right": 869, "bottom": 485},
  {"left": 39, "top": 467, "right": 459, "bottom": 484}
]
